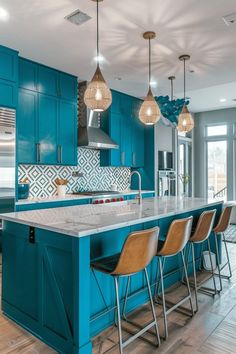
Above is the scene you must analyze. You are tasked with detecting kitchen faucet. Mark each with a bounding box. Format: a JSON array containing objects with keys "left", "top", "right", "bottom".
[{"left": 130, "top": 171, "right": 142, "bottom": 204}]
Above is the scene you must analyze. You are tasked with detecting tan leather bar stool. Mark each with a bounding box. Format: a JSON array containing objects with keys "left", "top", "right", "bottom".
[
  {"left": 155, "top": 216, "right": 194, "bottom": 340},
  {"left": 213, "top": 205, "right": 233, "bottom": 291},
  {"left": 188, "top": 209, "right": 217, "bottom": 312},
  {"left": 91, "top": 227, "right": 161, "bottom": 354}
]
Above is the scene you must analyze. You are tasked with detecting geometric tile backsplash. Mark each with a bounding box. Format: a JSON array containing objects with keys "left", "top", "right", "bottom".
[{"left": 18, "top": 148, "right": 131, "bottom": 197}]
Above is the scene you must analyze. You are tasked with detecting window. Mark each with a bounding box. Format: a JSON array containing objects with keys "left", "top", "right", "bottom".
[{"left": 207, "top": 125, "right": 227, "bottom": 137}]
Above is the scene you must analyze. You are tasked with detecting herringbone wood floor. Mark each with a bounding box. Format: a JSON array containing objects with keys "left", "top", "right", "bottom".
[{"left": 1, "top": 243, "right": 236, "bottom": 353}]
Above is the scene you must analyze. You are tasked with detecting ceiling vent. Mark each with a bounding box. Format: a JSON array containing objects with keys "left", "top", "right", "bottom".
[
  {"left": 65, "top": 9, "right": 91, "bottom": 26},
  {"left": 222, "top": 12, "right": 236, "bottom": 26}
]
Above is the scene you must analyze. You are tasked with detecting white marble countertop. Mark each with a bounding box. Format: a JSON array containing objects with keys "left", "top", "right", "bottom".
[
  {"left": 15, "top": 190, "right": 155, "bottom": 205},
  {"left": 1, "top": 197, "right": 223, "bottom": 238}
]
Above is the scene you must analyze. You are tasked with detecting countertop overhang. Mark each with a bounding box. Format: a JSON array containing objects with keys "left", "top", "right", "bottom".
[{"left": 0, "top": 197, "right": 223, "bottom": 238}]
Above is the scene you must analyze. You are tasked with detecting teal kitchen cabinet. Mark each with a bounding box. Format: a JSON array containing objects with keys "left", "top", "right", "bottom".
[
  {"left": 100, "top": 111, "right": 121, "bottom": 166},
  {"left": 0, "top": 78, "right": 17, "bottom": 108},
  {"left": 0, "top": 45, "right": 18, "bottom": 108},
  {"left": 58, "top": 100, "right": 77, "bottom": 165},
  {"left": 18, "top": 89, "right": 38, "bottom": 164},
  {"left": 38, "top": 65, "right": 58, "bottom": 97},
  {"left": 0, "top": 45, "right": 18, "bottom": 82},
  {"left": 19, "top": 58, "right": 37, "bottom": 91},
  {"left": 38, "top": 94, "right": 58, "bottom": 164},
  {"left": 59, "top": 72, "right": 77, "bottom": 101},
  {"left": 17, "top": 57, "right": 78, "bottom": 166},
  {"left": 101, "top": 91, "right": 144, "bottom": 168}
]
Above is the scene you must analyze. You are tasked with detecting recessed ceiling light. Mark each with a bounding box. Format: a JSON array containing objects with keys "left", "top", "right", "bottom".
[
  {"left": 0, "top": 7, "right": 9, "bottom": 21},
  {"left": 232, "top": 98, "right": 236, "bottom": 102},
  {"left": 189, "top": 70, "right": 195, "bottom": 73},
  {"left": 219, "top": 98, "right": 227, "bottom": 103},
  {"left": 94, "top": 55, "right": 104, "bottom": 63},
  {"left": 114, "top": 77, "right": 122, "bottom": 81}
]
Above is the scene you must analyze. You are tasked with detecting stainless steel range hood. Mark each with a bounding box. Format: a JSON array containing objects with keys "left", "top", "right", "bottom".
[{"left": 78, "top": 82, "right": 118, "bottom": 150}]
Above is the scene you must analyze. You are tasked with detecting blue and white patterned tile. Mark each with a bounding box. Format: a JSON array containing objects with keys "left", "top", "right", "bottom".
[{"left": 18, "top": 148, "right": 130, "bottom": 197}]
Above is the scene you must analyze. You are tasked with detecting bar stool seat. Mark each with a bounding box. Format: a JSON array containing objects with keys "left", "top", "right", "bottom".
[
  {"left": 91, "top": 227, "right": 161, "bottom": 354},
  {"left": 91, "top": 254, "right": 120, "bottom": 273}
]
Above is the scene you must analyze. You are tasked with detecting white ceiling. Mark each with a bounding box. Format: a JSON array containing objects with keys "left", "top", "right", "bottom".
[{"left": 1, "top": 0, "right": 236, "bottom": 112}]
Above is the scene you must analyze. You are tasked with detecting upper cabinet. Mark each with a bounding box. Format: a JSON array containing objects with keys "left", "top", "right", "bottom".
[
  {"left": 0, "top": 45, "right": 18, "bottom": 108},
  {"left": 100, "top": 91, "right": 144, "bottom": 168},
  {"left": 19, "top": 58, "right": 77, "bottom": 101},
  {"left": 18, "top": 57, "right": 78, "bottom": 166}
]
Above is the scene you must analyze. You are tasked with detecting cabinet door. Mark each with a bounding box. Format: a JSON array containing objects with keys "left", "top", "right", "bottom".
[
  {"left": 58, "top": 100, "right": 77, "bottom": 165},
  {"left": 18, "top": 89, "right": 38, "bottom": 164},
  {"left": 120, "top": 95, "right": 132, "bottom": 166},
  {"left": 38, "top": 65, "right": 58, "bottom": 97},
  {"left": 59, "top": 73, "right": 77, "bottom": 101},
  {"left": 0, "top": 78, "right": 17, "bottom": 108},
  {"left": 131, "top": 98, "right": 144, "bottom": 167},
  {"left": 38, "top": 94, "right": 58, "bottom": 164},
  {"left": 19, "top": 58, "right": 38, "bottom": 91},
  {"left": 0, "top": 46, "right": 18, "bottom": 82}
]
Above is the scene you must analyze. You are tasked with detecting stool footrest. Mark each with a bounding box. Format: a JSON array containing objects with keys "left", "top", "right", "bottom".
[{"left": 122, "top": 321, "right": 158, "bottom": 349}]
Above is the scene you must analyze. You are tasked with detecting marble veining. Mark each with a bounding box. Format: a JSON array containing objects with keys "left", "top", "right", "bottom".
[{"left": 1, "top": 197, "right": 223, "bottom": 238}]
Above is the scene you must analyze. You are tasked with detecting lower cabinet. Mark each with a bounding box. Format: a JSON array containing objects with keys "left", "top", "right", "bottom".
[{"left": 16, "top": 198, "right": 91, "bottom": 212}]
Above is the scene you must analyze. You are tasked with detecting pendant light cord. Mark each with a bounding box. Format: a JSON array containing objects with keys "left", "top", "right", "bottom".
[
  {"left": 171, "top": 78, "right": 173, "bottom": 100},
  {"left": 183, "top": 58, "right": 186, "bottom": 101},
  {"left": 149, "top": 38, "right": 151, "bottom": 87},
  {"left": 96, "top": 0, "right": 99, "bottom": 65}
]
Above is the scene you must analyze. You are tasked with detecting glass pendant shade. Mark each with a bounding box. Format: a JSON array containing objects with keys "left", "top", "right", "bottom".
[
  {"left": 139, "top": 87, "right": 161, "bottom": 125},
  {"left": 177, "top": 104, "right": 194, "bottom": 132},
  {"left": 84, "top": 65, "right": 112, "bottom": 112}
]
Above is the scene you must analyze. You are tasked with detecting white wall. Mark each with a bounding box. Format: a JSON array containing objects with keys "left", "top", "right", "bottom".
[{"left": 155, "top": 122, "right": 173, "bottom": 152}]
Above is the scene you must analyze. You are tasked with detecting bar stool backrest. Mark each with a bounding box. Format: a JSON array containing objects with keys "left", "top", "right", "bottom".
[
  {"left": 157, "top": 217, "right": 193, "bottom": 257},
  {"left": 190, "top": 209, "right": 216, "bottom": 243},
  {"left": 111, "top": 227, "right": 159, "bottom": 276},
  {"left": 214, "top": 206, "right": 233, "bottom": 233}
]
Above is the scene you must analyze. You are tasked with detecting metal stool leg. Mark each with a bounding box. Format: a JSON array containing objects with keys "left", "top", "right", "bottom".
[
  {"left": 144, "top": 268, "right": 161, "bottom": 347},
  {"left": 159, "top": 256, "right": 168, "bottom": 340},
  {"left": 190, "top": 243, "right": 198, "bottom": 313},
  {"left": 114, "top": 276, "right": 123, "bottom": 354},
  {"left": 122, "top": 276, "right": 131, "bottom": 320},
  {"left": 222, "top": 232, "right": 232, "bottom": 278},
  {"left": 207, "top": 238, "right": 218, "bottom": 294},
  {"left": 214, "top": 232, "right": 223, "bottom": 292},
  {"left": 181, "top": 251, "right": 194, "bottom": 317}
]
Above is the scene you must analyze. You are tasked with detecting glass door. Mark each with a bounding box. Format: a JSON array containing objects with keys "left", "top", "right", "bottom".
[{"left": 207, "top": 140, "right": 227, "bottom": 200}]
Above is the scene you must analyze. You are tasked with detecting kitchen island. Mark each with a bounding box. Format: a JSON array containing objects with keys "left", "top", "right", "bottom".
[{"left": 1, "top": 197, "right": 223, "bottom": 354}]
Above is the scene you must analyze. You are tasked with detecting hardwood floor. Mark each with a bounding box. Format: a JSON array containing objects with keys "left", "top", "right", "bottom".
[{"left": 1, "top": 244, "right": 236, "bottom": 353}]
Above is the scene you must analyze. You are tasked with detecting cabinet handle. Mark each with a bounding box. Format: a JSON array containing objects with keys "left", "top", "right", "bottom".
[
  {"left": 132, "top": 152, "right": 136, "bottom": 166},
  {"left": 121, "top": 152, "right": 125, "bottom": 166},
  {"left": 57, "top": 145, "right": 62, "bottom": 163},
  {"left": 36, "top": 143, "right": 41, "bottom": 163}
]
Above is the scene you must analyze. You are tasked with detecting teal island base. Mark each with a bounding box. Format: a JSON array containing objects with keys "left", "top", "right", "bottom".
[{"left": 1, "top": 202, "right": 223, "bottom": 353}]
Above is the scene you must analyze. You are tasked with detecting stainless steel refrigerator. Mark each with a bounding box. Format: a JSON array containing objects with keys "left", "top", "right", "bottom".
[{"left": 0, "top": 107, "right": 16, "bottom": 234}]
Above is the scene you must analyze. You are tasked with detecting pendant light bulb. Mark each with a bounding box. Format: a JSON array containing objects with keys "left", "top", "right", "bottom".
[
  {"left": 139, "top": 31, "right": 161, "bottom": 125},
  {"left": 177, "top": 55, "right": 194, "bottom": 132},
  {"left": 84, "top": 0, "right": 112, "bottom": 112}
]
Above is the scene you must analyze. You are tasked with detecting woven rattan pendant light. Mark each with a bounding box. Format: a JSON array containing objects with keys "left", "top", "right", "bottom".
[
  {"left": 177, "top": 55, "right": 194, "bottom": 132},
  {"left": 84, "top": 0, "right": 112, "bottom": 112},
  {"left": 139, "top": 31, "right": 161, "bottom": 125}
]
